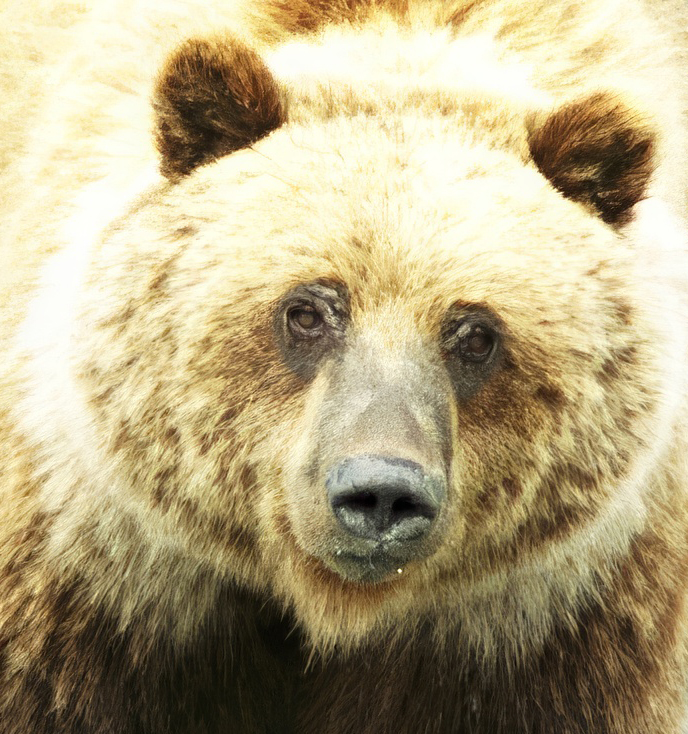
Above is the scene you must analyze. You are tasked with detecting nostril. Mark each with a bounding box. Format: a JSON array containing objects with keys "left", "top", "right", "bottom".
[
  {"left": 391, "top": 495, "right": 425, "bottom": 519},
  {"left": 333, "top": 490, "right": 377, "bottom": 512}
]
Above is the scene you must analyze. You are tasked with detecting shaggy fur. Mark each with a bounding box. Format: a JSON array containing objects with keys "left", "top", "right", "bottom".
[
  {"left": 154, "top": 37, "right": 286, "bottom": 179},
  {"left": 528, "top": 93, "right": 657, "bottom": 225},
  {"left": 0, "top": 1, "right": 687, "bottom": 733}
]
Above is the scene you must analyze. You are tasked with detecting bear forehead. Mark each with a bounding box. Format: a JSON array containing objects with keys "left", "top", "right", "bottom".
[{"left": 149, "top": 117, "right": 620, "bottom": 318}]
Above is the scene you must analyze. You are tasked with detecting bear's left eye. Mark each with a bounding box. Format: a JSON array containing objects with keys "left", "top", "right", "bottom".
[
  {"left": 456, "top": 323, "right": 496, "bottom": 362},
  {"left": 440, "top": 308, "right": 502, "bottom": 372},
  {"left": 440, "top": 310, "right": 502, "bottom": 399}
]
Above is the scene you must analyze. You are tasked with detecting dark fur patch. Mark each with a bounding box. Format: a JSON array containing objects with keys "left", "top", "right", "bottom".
[
  {"left": 610, "top": 297, "right": 633, "bottom": 326},
  {"left": 597, "top": 344, "right": 639, "bottom": 386},
  {"left": 501, "top": 476, "right": 522, "bottom": 499},
  {"left": 257, "top": 0, "right": 411, "bottom": 34},
  {"left": 535, "top": 383, "right": 566, "bottom": 411},
  {"left": 0, "top": 572, "right": 302, "bottom": 733},
  {"left": 298, "top": 492, "right": 688, "bottom": 734},
  {"left": 447, "top": 0, "right": 485, "bottom": 27},
  {"left": 153, "top": 37, "right": 287, "bottom": 180},
  {"left": 528, "top": 93, "right": 656, "bottom": 224},
  {"left": 253, "top": 0, "right": 488, "bottom": 38}
]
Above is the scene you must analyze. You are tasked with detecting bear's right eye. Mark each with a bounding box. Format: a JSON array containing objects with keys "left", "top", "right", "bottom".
[
  {"left": 274, "top": 280, "right": 349, "bottom": 381},
  {"left": 287, "top": 305, "right": 323, "bottom": 337}
]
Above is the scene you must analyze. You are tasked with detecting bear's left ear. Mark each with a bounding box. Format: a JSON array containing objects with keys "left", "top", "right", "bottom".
[
  {"left": 528, "top": 93, "right": 656, "bottom": 225},
  {"left": 153, "top": 37, "right": 286, "bottom": 180}
]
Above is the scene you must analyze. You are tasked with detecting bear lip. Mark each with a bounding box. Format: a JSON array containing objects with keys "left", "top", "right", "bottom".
[
  {"left": 330, "top": 553, "right": 405, "bottom": 584},
  {"left": 325, "top": 544, "right": 427, "bottom": 584}
]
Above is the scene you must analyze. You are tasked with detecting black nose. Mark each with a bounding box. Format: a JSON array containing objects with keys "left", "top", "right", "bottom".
[{"left": 326, "top": 455, "right": 445, "bottom": 543}]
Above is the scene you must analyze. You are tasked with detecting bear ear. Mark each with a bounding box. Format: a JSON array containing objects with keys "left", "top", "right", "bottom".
[
  {"left": 153, "top": 37, "right": 287, "bottom": 180},
  {"left": 528, "top": 93, "right": 656, "bottom": 225}
]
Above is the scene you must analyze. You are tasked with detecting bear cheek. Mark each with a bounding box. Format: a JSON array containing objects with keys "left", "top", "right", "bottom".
[
  {"left": 448, "top": 344, "right": 575, "bottom": 557},
  {"left": 456, "top": 400, "right": 546, "bottom": 542}
]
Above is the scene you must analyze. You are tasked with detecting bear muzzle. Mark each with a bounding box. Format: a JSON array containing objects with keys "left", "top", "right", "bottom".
[{"left": 324, "top": 455, "right": 446, "bottom": 582}]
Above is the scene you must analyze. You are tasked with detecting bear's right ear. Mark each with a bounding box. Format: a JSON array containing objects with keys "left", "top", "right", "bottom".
[{"left": 153, "top": 37, "right": 286, "bottom": 180}]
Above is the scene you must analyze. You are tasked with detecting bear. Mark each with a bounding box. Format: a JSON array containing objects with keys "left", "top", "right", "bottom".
[{"left": 0, "top": 0, "right": 688, "bottom": 732}]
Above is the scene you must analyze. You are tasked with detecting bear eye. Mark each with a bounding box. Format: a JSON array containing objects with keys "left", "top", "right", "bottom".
[
  {"left": 287, "top": 304, "right": 323, "bottom": 337},
  {"left": 440, "top": 307, "right": 502, "bottom": 400},
  {"left": 275, "top": 280, "right": 349, "bottom": 380},
  {"left": 457, "top": 323, "right": 495, "bottom": 362}
]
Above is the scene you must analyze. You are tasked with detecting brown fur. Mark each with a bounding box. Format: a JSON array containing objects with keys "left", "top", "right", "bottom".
[
  {"left": 1, "top": 0, "right": 687, "bottom": 733},
  {"left": 154, "top": 37, "right": 287, "bottom": 179},
  {"left": 528, "top": 93, "right": 657, "bottom": 224},
  {"left": 301, "top": 496, "right": 688, "bottom": 734}
]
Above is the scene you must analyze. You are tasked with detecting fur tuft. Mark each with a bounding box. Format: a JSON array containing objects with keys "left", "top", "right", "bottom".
[
  {"left": 153, "top": 36, "right": 286, "bottom": 180},
  {"left": 528, "top": 93, "right": 657, "bottom": 225}
]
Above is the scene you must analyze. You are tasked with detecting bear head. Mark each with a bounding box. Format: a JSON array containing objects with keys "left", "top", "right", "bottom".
[{"left": 74, "top": 35, "right": 682, "bottom": 654}]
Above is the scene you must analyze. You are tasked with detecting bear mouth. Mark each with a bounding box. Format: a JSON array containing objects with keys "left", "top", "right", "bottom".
[{"left": 326, "top": 547, "right": 416, "bottom": 584}]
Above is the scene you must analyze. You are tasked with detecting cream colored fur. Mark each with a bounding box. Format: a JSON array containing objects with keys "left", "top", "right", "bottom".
[{"left": 1, "top": 0, "right": 687, "bottom": 690}]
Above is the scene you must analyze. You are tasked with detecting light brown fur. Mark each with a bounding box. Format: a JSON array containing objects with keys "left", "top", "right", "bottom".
[{"left": 0, "top": 1, "right": 687, "bottom": 732}]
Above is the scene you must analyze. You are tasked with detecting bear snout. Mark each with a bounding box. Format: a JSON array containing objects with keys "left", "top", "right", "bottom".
[{"left": 324, "top": 455, "right": 445, "bottom": 581}]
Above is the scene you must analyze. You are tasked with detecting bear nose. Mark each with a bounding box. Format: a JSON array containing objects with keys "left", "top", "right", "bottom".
[{"left": 326, "top": 455, "right": 444, "bottom": 543}]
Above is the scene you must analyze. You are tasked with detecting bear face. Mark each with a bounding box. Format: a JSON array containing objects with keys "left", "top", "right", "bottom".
[
  {"left": 66, "top": 37, "right": 683, "bottom": 654},
  {"left": 2, "top": 4, "right": 688, "bottom": 733}
]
